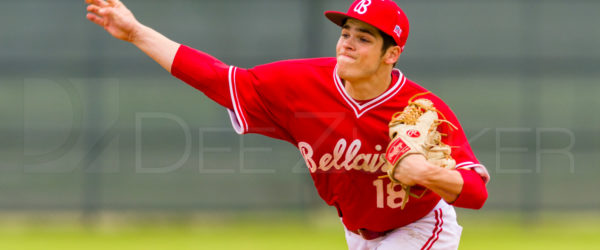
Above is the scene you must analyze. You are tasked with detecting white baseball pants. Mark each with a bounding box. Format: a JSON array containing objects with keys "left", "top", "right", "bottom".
[{"left": 343, "top": 200, "right": 462, "bottom": 250}]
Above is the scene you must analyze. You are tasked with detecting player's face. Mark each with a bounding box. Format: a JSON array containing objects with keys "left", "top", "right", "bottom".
[{"left": 336, "top": 19, "right": 387, "bottom": 82}]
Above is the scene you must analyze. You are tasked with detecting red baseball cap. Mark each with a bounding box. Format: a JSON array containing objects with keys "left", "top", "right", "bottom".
[{"left": 325, "top": 0, "right": 410, "bottom": 51}]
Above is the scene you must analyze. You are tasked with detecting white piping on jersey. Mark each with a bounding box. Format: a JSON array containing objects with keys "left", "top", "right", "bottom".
[
  {"left": 456, "top": 161, "right": 476, "bottom": 168},
  {"left": 227, "top": 109, "right": 243, "bottom": 134},
  {"left": 332, "top": 65, "right": 407, "bottom": 118},
  {"left": 456, "top": 161, "right": 490, "bottom": 184},
  {"left": 228, "top": 66, "right": 248, "bottom": 134}
]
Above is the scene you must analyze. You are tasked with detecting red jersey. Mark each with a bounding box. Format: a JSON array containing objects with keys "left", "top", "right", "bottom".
[{"left": 172, "top": 45, "right": 489, "bottom": 232}]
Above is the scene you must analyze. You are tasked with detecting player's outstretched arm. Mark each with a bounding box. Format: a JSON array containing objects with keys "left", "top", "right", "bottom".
[{"left": 85, "top": 0, "right": 180, "bottom": 73}]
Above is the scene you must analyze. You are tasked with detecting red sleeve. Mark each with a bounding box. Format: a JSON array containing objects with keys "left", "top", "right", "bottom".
[
  {"left": 170, "top": 45, "right": 294, "bottom": 143},
  {"left": 171, "top": 45, "right": 233, "bottom": 109},
  {"left": 452, "top": 169, "right": 488, "bottom": 209}
]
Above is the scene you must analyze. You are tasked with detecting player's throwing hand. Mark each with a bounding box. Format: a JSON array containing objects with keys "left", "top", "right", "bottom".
[{"left": 85, "top": 0, "right": 140, "bottom": 42}]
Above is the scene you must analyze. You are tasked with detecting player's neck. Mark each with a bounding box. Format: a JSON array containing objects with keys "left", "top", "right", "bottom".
[{"left": 343, "top": 68, "right": 393, "bottom": 101}]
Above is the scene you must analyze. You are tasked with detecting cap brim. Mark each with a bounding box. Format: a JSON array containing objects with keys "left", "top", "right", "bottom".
[{"left": 324, "top": 11, "right": 350, "bottom": 27}]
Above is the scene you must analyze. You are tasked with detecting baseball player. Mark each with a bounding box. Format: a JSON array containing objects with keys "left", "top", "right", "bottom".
[{"left": 85, "top": 0, "right": 490, "bottom": 249}]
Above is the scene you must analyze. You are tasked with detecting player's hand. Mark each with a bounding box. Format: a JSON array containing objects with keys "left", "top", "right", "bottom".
[
  {"left": 391, "top": 154, "right": 431, "bottom": 186},
  {"left": 85, "top": 0, "right": 141, "bottom": 42}
]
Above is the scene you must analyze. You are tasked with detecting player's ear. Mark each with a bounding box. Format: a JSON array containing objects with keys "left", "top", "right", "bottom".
[{"left": 384, "top": 46, "right": 401, "bottom": 65}]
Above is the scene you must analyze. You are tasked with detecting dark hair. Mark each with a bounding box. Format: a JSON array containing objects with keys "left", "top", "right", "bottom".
[
  {"left": 377, "top": 30, "right": 397, "bottom": 55},
  {"left": 378, "top": 30, "right": 398, "bottom": 67}
]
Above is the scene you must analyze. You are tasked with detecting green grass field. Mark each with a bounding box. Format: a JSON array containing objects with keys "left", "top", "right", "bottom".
[{"left": 0, "top": 211, "right": 598, "bottom": 250}]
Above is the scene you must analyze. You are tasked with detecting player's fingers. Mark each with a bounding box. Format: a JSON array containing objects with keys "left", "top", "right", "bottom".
[
  {"left": 86, "top": 13, "right": 105, "bottom": 27},
  {"left": 86, "top": 5, "right": 103, "bottom": 16},
  {"left": 89, "top": 6, "right": 114, "bottom": 17},
  {"left": 87, "top": 5, "right": 113, "bottom": 18}
]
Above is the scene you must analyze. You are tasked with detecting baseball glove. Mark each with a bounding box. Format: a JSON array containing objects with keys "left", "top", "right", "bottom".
[{"left": 383, "top": 92, "right": 457, "bottom": 209}]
